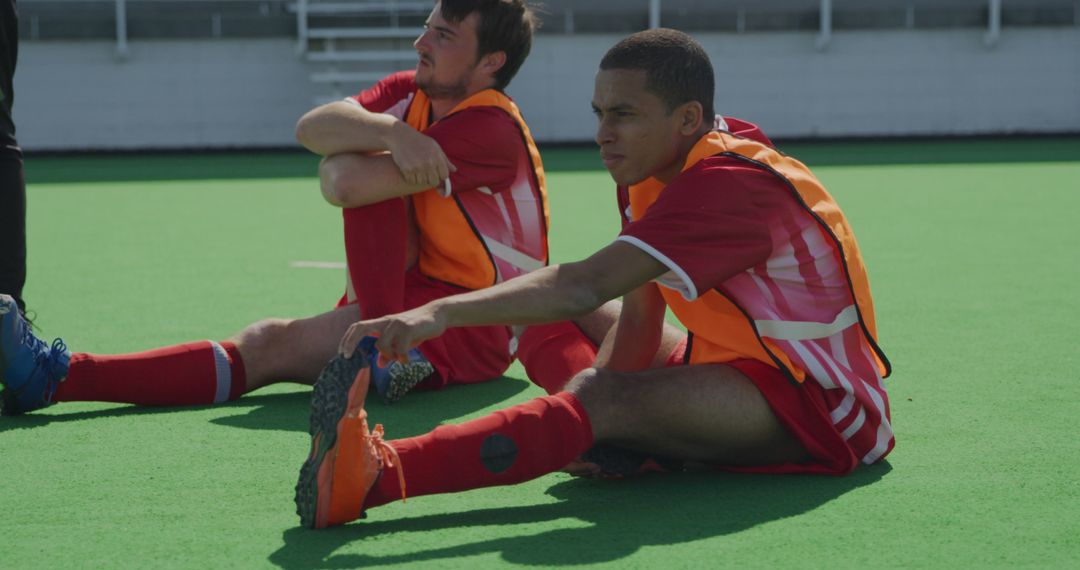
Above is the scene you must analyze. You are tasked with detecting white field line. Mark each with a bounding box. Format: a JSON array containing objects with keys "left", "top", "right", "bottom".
[{"left": 290, "top": 261, "right": 346, "bottom": 270}]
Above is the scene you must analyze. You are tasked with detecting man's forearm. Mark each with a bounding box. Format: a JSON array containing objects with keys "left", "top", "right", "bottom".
[
  {"left": 296, "top": 100, "right": 404, "bottom": 156},
  {"left": 339, "top": 241, "right": 670, "bottom": 361},
  {"left": 319, "top": 153, "right": 427, "bottom": 208},
  {"left": 434, "top": 263, "right": 607, "bottom": 329}
]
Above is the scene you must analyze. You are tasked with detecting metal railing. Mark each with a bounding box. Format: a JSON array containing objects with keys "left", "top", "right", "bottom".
[{"left": 18, "top": 0, "right": 1080, "bottom": 57}]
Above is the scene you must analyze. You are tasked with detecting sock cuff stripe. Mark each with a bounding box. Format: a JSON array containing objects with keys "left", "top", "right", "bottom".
[{"left": 209, "top": 341, "right": 232, "bottom": 404}]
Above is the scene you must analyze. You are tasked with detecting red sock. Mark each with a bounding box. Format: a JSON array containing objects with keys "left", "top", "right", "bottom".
[
  {"left": 364, "top": 392, "right": 593, "bottom": 509},
  {"left": 343, "top": 199, "right": 407, "bottom": 319},
  {"left": 516, "top": 322, "right": 598, "bottom": 394},
  {"left": 53, "top": 341, "right": 248, "bottom": 406}
]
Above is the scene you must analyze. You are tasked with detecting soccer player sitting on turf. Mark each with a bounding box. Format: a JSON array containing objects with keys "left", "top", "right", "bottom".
[
  {"left": 0, "top": 0, "right": 550, "bottom": 414},
  {"left": 295, "top": 28, "right": 895, "bottom": 530}
]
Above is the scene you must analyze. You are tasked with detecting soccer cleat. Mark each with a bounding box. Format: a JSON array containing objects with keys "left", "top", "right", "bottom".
[
  {"left": 357, "top": 336, "right": 435, "bottom": 404},
  {"left": 295, "top": 351, "right": 406, "bottom": 529},
  {"left": 0, "top": 294, "right": 71, "bottom": 415},
  {"left": 562, "top": 443, "right": 684, "bottom": 479},
  {"left": 305, "top": 351, "right": 368, "bottom": 437}
]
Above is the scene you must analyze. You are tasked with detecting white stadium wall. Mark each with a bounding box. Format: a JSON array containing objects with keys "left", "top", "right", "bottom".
[{"left": 13, "top": 27, "right": 1080, "bottom": 151}]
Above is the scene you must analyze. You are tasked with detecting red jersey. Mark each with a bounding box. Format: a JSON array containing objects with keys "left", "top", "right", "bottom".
[
  {"left": 616, "top": 119, "right": 893, "bottom": 465},
  {"left": 352, "top": 71, "right": 549, "bottom": 289}
]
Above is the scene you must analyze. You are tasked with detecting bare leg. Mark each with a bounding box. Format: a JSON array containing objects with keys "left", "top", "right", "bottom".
[
  {"left": 567, "top": 364, "right": 808, "bottom": 466},
  {"left": 230, "top": 304, "right": 361, "bottom": 391}
]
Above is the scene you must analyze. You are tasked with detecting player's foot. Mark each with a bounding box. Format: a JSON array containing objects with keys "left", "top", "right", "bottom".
[
  {"left": 358, "top": 336, "right": 435, "bottom": 404},
  {"left": 295, "top": 351, "right": 406, "bottom": 529},
  {"left": 0, "top": 294, "right": 70, "bottom": 416},
  {"left": 562, "top": 443, "right": 684, "bottom": 479}
]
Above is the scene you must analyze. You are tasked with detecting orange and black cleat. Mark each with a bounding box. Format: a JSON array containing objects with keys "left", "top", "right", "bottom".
[{"left": 295, "top": 352, "right": 406, "bottom": 529}]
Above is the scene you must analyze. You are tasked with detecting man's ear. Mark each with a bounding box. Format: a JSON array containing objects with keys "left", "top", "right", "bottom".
[
  {"left": 677, "top": 101, "right": 705, "bottom": 135},
  {"left": 479, "top": 51, "right": 508, "bottom": 81}
]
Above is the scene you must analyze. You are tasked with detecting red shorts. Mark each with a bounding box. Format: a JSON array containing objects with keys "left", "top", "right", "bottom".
[
  {"left": 338, "top": 267, "right": 512, "bottom": 389},
  {"left": 665, "top": 339, "right": 859, "bottom": 476}
]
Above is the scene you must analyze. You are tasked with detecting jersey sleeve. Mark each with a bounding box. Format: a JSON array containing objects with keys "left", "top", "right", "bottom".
[
  {"left": 350, "top": 71, "right": 418, "bottom": 119},
  {"left": 617, "top": 158, "right": 781, "bottom": 300},
  {"left": 422, "top": 107, "right": 520, "bottom": 197}
]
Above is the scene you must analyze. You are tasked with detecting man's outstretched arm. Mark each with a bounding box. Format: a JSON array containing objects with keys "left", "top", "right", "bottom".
[{"left": 340, "top": 241, "right": 670, "bottom": 361}]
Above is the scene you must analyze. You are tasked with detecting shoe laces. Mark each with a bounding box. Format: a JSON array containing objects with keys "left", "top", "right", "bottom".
[
  {"left": 36, "top": 338, "right": 69, "bottom": 403},
  {"left": 370, "top": 424, "right": 407, "bottom": 503},
  {"left": 18, "top": 315, "right": 48, "bottom": 354}
]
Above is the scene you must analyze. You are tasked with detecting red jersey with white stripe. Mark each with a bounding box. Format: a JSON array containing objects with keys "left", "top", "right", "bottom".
[
  {"left": 617, "top": 119, "right": 893, "bottom": 465},
  {"left": 353, "top": 72, "right": 549, "bottom": 288}
]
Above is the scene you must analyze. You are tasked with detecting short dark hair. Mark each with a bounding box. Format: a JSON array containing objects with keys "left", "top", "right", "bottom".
[
  {"left": 441, "top": 0, "right": 539, "bottom": 91},
  {"left": 600, "top": 28, "right": 715, "bottom": 120}
]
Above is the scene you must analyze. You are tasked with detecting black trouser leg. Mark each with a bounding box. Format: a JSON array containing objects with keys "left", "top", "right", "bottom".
[{"left": 0, "top": 151, "right": 26, "bottom": 312}]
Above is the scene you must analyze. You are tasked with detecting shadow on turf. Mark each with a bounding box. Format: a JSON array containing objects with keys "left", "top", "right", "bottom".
[
  {"left": 210, "top": 376, "right": 533, "bottom": 436},
  {"left": 0, "top": 392, "right": 316, "bottom": 434},
  {"left": 0, "top": 376, "right": 534, "bottom": 437},
  {"left": 268, "top": 462, "right": 892, "bottom": 568}
]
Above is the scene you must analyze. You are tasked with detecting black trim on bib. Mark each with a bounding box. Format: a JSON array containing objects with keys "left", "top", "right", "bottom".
[{"left": 716, "top": 150, "right": 892, "bottom": 379}]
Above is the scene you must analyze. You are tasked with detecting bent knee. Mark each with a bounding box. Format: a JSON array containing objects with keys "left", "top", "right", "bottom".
[
  {"left": 565, "top": 368, "right": 627, "bottom": 434},
  {"left": 233, "top": 317, "right": 294, "bottom": 359},
  {"left": 564, "top": 367, "right": 603, "bottom": 400},
  {"left": 565, "top": 367, "right": 639, "bottom": 442}
]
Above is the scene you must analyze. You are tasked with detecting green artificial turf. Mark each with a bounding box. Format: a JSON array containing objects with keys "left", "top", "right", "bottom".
[{"left": 2, "top": 140, "right": 1079, "bottom": 568}]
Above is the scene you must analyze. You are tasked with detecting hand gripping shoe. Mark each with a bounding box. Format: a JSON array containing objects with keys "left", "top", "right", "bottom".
[{"left": 357, "top": 336, "right": 434, "bottom": 404}]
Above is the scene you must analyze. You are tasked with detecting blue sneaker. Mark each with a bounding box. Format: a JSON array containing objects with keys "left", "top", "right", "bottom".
[
  {"left": 356, "top": 336, "right": 434, "bottom": 404},
  {"left": 0, "top": 295, "right": 71, "bottom": 415}
]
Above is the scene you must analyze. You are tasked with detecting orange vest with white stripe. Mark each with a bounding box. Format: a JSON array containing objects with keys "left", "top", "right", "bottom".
[
  {"left": 628, "top": 130, "right": 890, "bottom": 385},
  {"left": 404, "top": 89, "right": 550, "bottom": 290}
]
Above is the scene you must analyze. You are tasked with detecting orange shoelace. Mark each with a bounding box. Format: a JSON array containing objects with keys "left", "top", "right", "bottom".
[{"left": 371, "top": 424, "right": 407, "bottom": 503}]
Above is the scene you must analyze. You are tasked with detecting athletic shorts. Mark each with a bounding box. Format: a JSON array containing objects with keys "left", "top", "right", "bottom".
[
  {"left": 338, "top": 267, "right": 513, "bottom": 389},
  {"left": 665, "top": 338, "right": 860, "bottom": 476}
]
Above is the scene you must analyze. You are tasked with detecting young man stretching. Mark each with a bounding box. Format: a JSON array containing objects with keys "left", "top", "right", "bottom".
[
  {"left": 0, "top": 0, "right": 550, "bottom": 413},
  {"left": 296, "top": 28, "right": 894, "bottom": 529}
]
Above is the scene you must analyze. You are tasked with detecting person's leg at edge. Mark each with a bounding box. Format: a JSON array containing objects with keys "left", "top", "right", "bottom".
[
  {"left": 357, "top": 362, "right": 807, "bottom": 513},
  {"left": 0, "top": 152, "right": 26, "bottom": 313}
]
